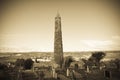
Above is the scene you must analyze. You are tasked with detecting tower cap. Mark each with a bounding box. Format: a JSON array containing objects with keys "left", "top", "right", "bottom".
[{"left": 56, "top": 11, "right": 60, "bottom": 17}]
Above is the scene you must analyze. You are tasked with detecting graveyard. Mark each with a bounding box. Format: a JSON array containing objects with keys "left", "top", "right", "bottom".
[{"left": 0, "top": 51, "right": 120, "bottom": 80}]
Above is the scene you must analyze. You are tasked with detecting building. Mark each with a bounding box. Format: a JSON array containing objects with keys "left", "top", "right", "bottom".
[{"left": 54, "top": 12, "right": 63, "bottom": 68}]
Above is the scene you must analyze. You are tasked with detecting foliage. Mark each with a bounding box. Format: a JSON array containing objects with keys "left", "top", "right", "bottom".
[
  {"left": 113, "top": 59, "right": 120, "bottom": 70},
  {"left": 24, "top": 58, "right": 34, "bottom": 69},
  {"left": 0, "top": 63, "right": 8, "bottom": 70},
  {"left": 82, "top": 58, "right": 93, "bottom": 69},
  {"left": 82, "top": 52, "right": 106, "bottom": 68},
  {"left": 15, "top": 58, "right": 25, "bottom": 67},
  {"left": 63, "top": 56, "right": 74, "bottom": 69},
  {"left": 74, "top": 63, "right": 78, "bottom": 71},
  {"left": 89, "top": 52, "right": 106, "bottom": 63},
  {"left": 39, "top": 71, "right": 45, "bottom": 80}
]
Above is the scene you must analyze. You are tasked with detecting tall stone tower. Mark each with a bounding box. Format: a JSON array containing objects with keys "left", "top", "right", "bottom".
[{"left": 54, "top": 12, "right": 63, "bottom": 68}]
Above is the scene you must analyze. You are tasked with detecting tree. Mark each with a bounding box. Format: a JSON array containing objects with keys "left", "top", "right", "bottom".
[
  {"left": 15, "top": 59, "right": 25, "bottom": 67},
  {"left": 89, "top": 52, "right": 106, "bottom": 62},
  {"left": 63, "top": 56, "right": 74, "bottom": 69},
  {"left": 82, "top": 58, "right": 93, "bottom": 69},
  {"left": 74, "top": 63, "right": 78, "bottom": 71},
  {"left": 88, "top": 52, "right": 106, "bottom": 67},
  {"left": 39, "top": 71, "right": 45, "bottom": 80},
  {"left": 24, "top": 58, "right": 34, "bottom": 69},
  {"left": 0, "top": 63, "right": 11, "bottom": 80},
  {"left": 114, "top": 59, "right": 120, "bottom": 70},
  {"left": 0, "top": 63, "right": 8, "bottom": 70}
]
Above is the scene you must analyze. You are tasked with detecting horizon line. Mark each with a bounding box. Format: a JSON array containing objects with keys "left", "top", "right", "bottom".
[{"left": 0, "top": 50, "right": 120, "bottom": 53}]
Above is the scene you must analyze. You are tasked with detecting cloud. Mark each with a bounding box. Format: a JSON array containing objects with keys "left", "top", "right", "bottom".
[
  {"left": 112, "top": 35, "right": 120, "bottom": 40},
  {"left": 80, "top": 40, "right": 120, "bottom": 51},
  {"left": 81, "top": 37, "right": 120, "bottom": 51},
  {"left": 81, "top": 40, "right": 113, "bottom": 47}
]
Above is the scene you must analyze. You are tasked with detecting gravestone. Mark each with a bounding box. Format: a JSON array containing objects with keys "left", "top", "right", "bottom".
[
  {"left": 66, "top": 68, "right": 70, "bottom": 77},
  {"left": 86, "top": 66, "right": 90, "bottom": 73}
]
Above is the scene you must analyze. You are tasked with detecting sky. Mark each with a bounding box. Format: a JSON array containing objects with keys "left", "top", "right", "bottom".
[{"left": 0, "top": 0, "right": 120, "bottom": 52}]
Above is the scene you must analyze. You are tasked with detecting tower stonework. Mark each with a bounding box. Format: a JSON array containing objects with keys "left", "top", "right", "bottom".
[{"left": 54, "top": 13, "right": 63, "bottom": 68}]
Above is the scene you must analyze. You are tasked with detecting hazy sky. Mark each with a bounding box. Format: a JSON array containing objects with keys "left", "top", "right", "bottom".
[{"left": 0, "top": 0, "right": 120, "bottom": 52}]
